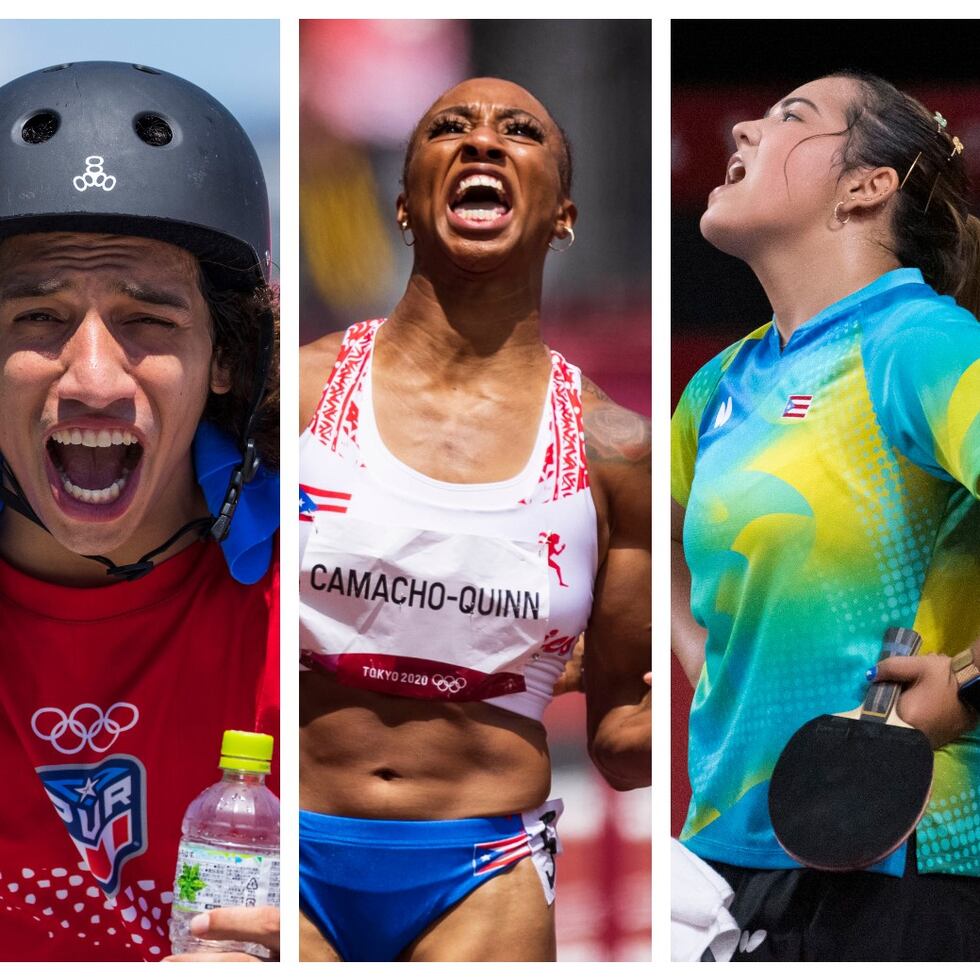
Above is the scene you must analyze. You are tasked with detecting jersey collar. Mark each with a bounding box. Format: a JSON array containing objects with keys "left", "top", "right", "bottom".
[{"left": 771, "top": 268, "right": 926, "bottom": 351}]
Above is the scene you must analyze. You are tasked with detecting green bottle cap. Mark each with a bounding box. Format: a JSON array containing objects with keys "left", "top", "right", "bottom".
[{"left": 219, "top": 730, "right": 274, "bottom": 774}]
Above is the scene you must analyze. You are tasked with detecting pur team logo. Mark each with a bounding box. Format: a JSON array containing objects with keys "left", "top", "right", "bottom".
[
  {"left": 73, "top": 155, "right": 116, "bottom": 192},
  {"left": 36, "top": 755, "right": 147, "bottom": 897}
]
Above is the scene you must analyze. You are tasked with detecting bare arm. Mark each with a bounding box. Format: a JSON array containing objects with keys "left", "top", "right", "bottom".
[
  {"left": 671, "top": 498, "right": 707, "bottom": 688},
  {"left": 581, "top": 381, "right": 651, "bottom": 791},
  {"left": 299, "top": 332, "right": 345, "bottom": 435}
]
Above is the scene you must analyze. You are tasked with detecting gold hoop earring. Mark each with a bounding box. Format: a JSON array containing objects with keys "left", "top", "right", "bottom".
[
  {"left": 548, "top": 227, "right": 575, "bottom": 253},
  {"left": 833, "top": 202, "right": 850, "bottom": 226},
  {"left": 399, "top": 219, "right": 415, "bottom": 247}
]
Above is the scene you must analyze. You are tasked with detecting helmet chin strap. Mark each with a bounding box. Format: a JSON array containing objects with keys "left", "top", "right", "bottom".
[{"left": 0, "top": 456, "right": 213, "bottom": 582}]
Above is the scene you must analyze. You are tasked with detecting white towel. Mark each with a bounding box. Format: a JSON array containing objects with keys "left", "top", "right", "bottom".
[{"left": 671, "top": 838, "right": 741, "bottom": 961}]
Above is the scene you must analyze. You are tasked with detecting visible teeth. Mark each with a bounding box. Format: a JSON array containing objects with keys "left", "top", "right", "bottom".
[
  {"left": 59, "top": 470, "right": 127, "bottom": 505},
  {"left": 456, "top": 208, "right": 503, "bottom": 222},
  {"left": 50, "top": 428, "right": 139, "bottom": 447},
  {"left": 456, "top": 173, "right": 505, "bottom": 197},
  {"left": 727, "top": 161, "right": 745, "bottom": 183}
]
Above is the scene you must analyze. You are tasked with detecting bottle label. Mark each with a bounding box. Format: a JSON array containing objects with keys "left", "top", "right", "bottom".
[{"left": 172, "top": 842, "right": 280, "bottom": 914}]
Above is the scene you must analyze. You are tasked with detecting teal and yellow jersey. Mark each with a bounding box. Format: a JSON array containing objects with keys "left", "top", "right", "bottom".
[{"left": 672, "top": 268, "right": 980, "bottom": 876}]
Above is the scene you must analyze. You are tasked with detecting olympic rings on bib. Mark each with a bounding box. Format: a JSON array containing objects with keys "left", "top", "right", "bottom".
[
  {"left": 31, "top": 702, "right": 139, "bottom": 755},
  {"left": 432, "top": 675, "right": 467, "bottom": 695}
]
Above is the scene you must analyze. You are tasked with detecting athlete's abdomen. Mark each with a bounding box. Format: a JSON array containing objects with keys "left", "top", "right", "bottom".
[{"left": 300, "top": 670, "right": 551, "bottom": 819}]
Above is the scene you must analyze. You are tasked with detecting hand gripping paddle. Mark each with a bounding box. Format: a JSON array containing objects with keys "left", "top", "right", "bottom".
[{"left": 768, "top": 627, "right": 934, "bottom": 871}]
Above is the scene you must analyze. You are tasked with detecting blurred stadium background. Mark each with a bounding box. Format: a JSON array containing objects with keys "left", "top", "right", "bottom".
[
  {"left": 301, "top": 19, "right": 651, "bottom": 961},
  {"left": 0, "top": 20, "right": 279, "bottom": 275},
  {"left": 671, "top": 19, "right": 980, "bottom": 837}
]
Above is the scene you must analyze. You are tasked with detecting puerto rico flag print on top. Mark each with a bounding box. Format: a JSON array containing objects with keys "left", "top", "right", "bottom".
[
  {"left": 299, "top": 484, "right": 351, "bottom": 522},
  {"left": 0, "top": 540, "right": 278, "bottom": 961}
]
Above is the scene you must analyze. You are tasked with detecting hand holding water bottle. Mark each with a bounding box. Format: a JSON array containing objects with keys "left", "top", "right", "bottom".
[
  {"left": 165, "top": 906, "right": 280, "bottom": 962},
  {"left": 166, "top": 731, "right": 280, "bottom": 961}
]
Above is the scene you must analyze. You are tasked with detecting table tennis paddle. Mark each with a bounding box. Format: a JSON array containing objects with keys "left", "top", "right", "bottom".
[{"left": 768, "top": 626, "right": 933, "bottom": 871}]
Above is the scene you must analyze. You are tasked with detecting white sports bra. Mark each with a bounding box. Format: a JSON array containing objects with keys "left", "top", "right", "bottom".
[{"left": 299, "top": 319, "right": 598, "bottom": 722}]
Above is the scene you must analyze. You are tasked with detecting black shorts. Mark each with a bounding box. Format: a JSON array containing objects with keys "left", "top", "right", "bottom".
[{"left": 707, "top": 841, "right": 980, "bottom": 961}]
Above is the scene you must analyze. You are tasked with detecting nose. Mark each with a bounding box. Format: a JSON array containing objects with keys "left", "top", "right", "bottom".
[
  {"left": 461, "top": 123, "right": 506, "bottom": 164},
  {"left": 57, "top": 309, "right": 138, "bottom": 409},
  {"left": 732, "top": 116, "right": 761, "bottom": 147}
]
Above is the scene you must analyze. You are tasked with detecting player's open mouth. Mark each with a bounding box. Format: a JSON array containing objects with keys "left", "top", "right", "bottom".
[
  {"left": 725, "top": 153, "right": 746, "bottom": 185},
  {"left": 447, "top": 171, "right": 513, "bottom": 232},
  {"left": 708, "top": 153, "right": 746, "bottom": 204},
  {"left": 45, "top": 426, "right": 144, "bottom": 516}
]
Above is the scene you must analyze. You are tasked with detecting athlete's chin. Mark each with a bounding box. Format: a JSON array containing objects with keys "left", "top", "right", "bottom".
[
  {"left": 46, "top": 520, "right": 142, "bottom": 562},
  {"left": 36, "top": 494, "right": 151, "bottom": 561},
  {"left": 699, "top": 211, "right": 754, "bottom": 261}
]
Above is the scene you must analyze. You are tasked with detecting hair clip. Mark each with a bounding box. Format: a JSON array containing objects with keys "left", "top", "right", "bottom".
[
  {"left": 900, "top": 151, "right": 922, "bottom": 189},
  {"left": 933, "top": 111, "right": 948, "bottom": 132}
]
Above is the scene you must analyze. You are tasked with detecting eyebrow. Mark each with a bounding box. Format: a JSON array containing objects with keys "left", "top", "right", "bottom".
[
  {"left": 431, "top": 103, "right": 547, "bottom": 128},
  {"left": 764, "top": 97, "right": 821, "bottom": 119},
  {"left": 0, "top": 277, "right": 68, "bottom": 301},
  {"left": 0, "top": 278, "right": 190, "bottom": 310},
  {"left": 118, "top": 282, "right": 191, "bottom": 310}
]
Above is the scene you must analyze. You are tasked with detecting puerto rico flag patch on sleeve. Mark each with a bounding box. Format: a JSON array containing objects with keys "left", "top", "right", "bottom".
[
  {"left": 782, "top": 394, "right": 813, "bottom": 419},
  {"left": 36, "top": 756, "right": 148, "bottom": 897}
]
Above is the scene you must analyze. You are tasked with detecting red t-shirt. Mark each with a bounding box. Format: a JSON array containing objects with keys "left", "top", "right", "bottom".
[{"left": 0, "top": 540, "right": 279, "bottom": 961}]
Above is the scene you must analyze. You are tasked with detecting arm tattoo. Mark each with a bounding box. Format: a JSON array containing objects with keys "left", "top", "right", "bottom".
[{"left": 584, "top": 403, "right": 651, "bottom": 465}]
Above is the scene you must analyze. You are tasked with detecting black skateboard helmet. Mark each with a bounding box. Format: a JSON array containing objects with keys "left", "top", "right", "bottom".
[{"left": 0, "top": 60, "right": 271, "bottom": 290}]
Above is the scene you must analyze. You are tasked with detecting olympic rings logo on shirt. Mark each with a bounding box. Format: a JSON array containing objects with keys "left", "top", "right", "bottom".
[
  {"left": 432, "top": 675, "right": 467, "bottom": 694},
  {"left": 73, "top": 155, "right": 117, "bottom": 193},
  {"left": 30, "top": 702, "right": 139, "bottom": 755}
]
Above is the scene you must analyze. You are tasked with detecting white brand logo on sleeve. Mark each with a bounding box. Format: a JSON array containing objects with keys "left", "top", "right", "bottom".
[
  {"left": 31, "top": 702, "right": 139, "bottom": 755},
  {"left": 73, "top": 156, "right": 117, "bottom": 192},
  {"left": 713, "top": 396, "right": 733, "bottom": 429}
]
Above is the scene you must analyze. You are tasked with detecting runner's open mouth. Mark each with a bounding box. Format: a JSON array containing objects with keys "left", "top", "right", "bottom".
[
  {"left": 46, "top": 429, "right": 143, "bottom": 506},
  {"left": 449, "top": 174, "right": 512, "bottom": 222}
]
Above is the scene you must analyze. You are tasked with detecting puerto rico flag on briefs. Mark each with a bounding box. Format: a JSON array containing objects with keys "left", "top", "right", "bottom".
[
  {"left": 299, "top": 484, "right": 351, "bottom": 521},
  {"left": 472, "top": 831, "right": 532, "bottom": 876}
]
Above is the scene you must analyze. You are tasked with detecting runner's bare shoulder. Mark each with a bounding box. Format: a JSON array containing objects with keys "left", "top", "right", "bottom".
[{"left": 300, "top": 331, "right": 346, "bottom": 434}]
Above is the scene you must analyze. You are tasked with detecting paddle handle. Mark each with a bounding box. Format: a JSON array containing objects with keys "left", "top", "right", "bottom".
[{"left": 860, "top": 627, "right": 922, "bottom": 723}]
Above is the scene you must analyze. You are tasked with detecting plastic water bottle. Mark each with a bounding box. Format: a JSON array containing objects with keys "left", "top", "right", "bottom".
[{"left": 169, "top": 730, "right": 279, "bottom": 957}]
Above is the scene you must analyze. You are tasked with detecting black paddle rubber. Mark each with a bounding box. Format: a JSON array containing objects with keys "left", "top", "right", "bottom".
[{"left": 768, "top": 627, "right": 934, "bottom": 871}]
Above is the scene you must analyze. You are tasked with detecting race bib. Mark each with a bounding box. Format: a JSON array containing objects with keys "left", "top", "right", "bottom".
[{"left": 300, "top": 516, "right": 550, "bottom": 700}]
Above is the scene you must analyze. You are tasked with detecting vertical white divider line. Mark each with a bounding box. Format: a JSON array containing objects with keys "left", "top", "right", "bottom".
[
  {"left": 652, "top": 13, "right": 672, "bottom": 967},
  {"left": 278, "top": 10, "right": 300, "bottom": 970}
]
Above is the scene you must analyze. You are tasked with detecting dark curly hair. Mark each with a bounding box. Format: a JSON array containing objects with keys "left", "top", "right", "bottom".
[{"left": 198, "top": 273, "right": 280, "bottom": 471}]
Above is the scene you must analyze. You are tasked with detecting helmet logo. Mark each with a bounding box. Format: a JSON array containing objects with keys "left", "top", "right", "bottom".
[{"left": 73, "top": 156, "right": 116, "bottom": 193}]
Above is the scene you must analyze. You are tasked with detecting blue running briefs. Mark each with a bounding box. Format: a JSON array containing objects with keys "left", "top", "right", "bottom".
[{"left": 299, "top": 799, "right": 562, "bottom": 961}]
